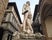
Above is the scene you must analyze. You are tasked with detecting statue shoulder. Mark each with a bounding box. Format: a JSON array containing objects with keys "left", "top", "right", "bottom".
[{"left": 23, "top": 4, "right": 26, "bottom": 8}]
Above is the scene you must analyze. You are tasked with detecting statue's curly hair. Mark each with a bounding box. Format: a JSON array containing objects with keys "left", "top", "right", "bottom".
[{"left": 26, "top": 1, "right": 30, "bottom": 6}]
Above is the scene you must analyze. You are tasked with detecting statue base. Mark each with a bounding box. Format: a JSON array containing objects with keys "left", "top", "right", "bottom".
[{"left": 12, "top": 32, "right": 45, "bottom": 40}]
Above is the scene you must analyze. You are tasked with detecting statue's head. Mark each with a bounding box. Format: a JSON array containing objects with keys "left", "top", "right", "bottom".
[{"left": 26, "top": 1, "right": 30, "bottom": 6}]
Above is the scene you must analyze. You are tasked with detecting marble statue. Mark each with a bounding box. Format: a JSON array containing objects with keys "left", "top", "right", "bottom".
[
  {"left": 22, "top": 1, "right": 33, "bottom": 34},
  {"left": 12, "top": 2, "right": 45, "bottom": 40}
]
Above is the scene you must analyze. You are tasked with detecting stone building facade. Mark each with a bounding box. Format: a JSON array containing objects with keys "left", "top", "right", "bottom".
[
  {"left": 33, "top": 0, "right": 52, "bottom": 40},
  {"left": 0, "top": 2, "right": 22, "bottom": 40},
  {"left": 32, "top": 5, "right": 42, "bottom": 34},
  {"left": 0, "top": 0, "right": 9, "bottom": 25}
]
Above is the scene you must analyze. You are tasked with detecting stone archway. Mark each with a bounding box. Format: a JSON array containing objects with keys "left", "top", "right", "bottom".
[
  {"left": 41, "top": 4, "right": 48, "bottom": 37},
  {"left": 41, "top": 3, "right": 52, "bottom": 40},
  {"left": 45, "top": 16, "right": 52, "bottom": 37}
]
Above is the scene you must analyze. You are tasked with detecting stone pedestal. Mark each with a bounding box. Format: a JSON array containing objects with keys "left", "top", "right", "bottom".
[{"left": 12, "top": 32, "right": 45, "bottom": 40}]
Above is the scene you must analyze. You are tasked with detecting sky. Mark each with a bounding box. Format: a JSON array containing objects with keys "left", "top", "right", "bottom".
[{"left": 9, "top": 0, "right": 39, "bottom": 22}]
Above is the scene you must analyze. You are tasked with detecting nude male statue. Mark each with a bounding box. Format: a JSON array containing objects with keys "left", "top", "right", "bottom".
[{"left": 22, "top": 1, "right": 33, "bottom": 34}]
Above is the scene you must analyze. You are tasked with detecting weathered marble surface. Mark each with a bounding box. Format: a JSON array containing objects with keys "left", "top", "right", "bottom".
[
  {"left": 12, "top": 32, "right": 45, "bottom": 40},
  {"left": 22, "top": 1, "right": 33, "bottom": 34}
]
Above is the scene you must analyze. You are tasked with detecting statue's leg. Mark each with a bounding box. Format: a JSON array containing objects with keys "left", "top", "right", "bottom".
[
  {"left": 23, "top": 13, "right": 29, "bottom": 33},
  {"left": 23, "top": 20, "right": 26, "bottom": 32},
  {"left": 23, "top": 16, "right": 27, "bottom": 32},
  {"left": 27, "top": 19, "right": 33, "bottom": 33}
]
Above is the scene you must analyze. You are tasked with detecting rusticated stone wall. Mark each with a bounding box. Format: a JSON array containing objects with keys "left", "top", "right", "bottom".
[{"left": 0, "top": 0, "right": 9, "bottom": 25}]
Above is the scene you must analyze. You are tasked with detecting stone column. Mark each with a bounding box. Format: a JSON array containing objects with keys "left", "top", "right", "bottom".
[
  {"left": 2, "top": 31, "right": 9, "bottom": 40},
  {"left": 0, "top": 0, "right": 9, "bottom": 25}
]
